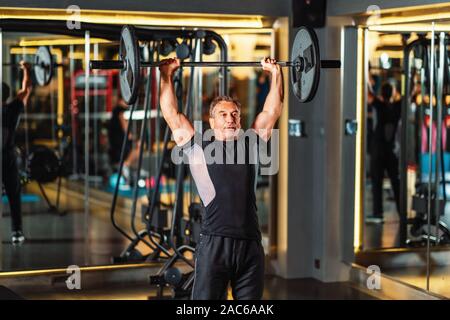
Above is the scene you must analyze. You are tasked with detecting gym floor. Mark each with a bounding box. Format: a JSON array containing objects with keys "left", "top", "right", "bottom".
[
  {"left": 363, "top": 179, "right": 400, "bottom": 250},
  {"left": 0, "top": 182, "right": 376, "bottom": 300},
  {"left": 8, "top": 276, "right": 376, "bottom": 300},
  {"left": 0, "top": 180, "right": 379, "bottom": 300}
]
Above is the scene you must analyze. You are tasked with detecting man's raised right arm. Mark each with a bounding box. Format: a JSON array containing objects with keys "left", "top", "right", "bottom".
[
  {"left": 16, "top": 61, "right": 32, "bottom": 107},
  {"left": 159, "top": 58, "right": 194, "bottom": 146}
]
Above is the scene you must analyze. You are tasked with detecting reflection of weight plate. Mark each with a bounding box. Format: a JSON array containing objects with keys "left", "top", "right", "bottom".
[
  {"left": 27, "top": 145, "right": 60, "bottom": 183},
  {"left": 176, "top": 40, "right": 190, "bottom": 60},
  {"left": 290, "top": 27, "right": 320, "bottom": 103},
  {"left": 119, "top": 26, "right": 140, "bottom": 106},
  {"left": 34, "top": 46, "right": 53, "bottom": 86},
  {"left": 124, "top": 248, "right": 143, "bottom": 261},
  {"left": 164, "top": 267, "right": 182, "bottom": 286}
]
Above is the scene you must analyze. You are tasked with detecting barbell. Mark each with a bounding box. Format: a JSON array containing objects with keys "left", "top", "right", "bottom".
[
  {"left": 90, "top": 25, "right": 341, "bottom": 105},
  {"left": 3, "top": 46, "right": 63, "bottom": 86}
]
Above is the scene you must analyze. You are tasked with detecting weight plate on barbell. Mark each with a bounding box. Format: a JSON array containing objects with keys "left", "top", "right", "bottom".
[
  {"left": 290, "top": 27, "right": 320, "bottom": 103},
  {"left": 102, "top": 25, "right": 330, "bottom": 104},
  {"left": 34, "top": 46, "right": 53, "bottom": 86},
  {"left": 120, "top": 25, "right": 140, "bottom": 105},
  {"left": 176, "top": 40, "right": 191, "bottom": 60}
]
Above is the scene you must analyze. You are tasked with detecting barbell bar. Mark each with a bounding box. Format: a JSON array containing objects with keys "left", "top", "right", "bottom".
[
  {"left": 90, "top": 25, "right": 341, "bottom": 105},
  {"left": 91, "top": 60, "right": 341, "bottom": 69}
]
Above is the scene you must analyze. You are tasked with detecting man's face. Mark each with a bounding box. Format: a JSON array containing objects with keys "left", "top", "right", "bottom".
[{"left": 209, "top": 101, "right": 241, "bottom": 141}]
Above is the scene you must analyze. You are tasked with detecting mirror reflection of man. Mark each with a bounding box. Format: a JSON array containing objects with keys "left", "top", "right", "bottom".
[
  {"left": 159, "top": 57, "right": 283, "bottom": 300},
  {"left": 108, "top": 95, "right": 142, "bottom": 185},
  {"left": 366, "top": 82, "right": 401, "bottom": 224},
  {"left": 2, "top": 61, "right": 32, "bottom": 244}
]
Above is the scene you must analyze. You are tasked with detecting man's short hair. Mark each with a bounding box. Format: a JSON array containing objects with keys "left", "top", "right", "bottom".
[
  {"left": 2, "top": 82, "right": 10, "bottom": 103},
  {"left": 209, "top": 95, "right": 241, "bottom": 118}
]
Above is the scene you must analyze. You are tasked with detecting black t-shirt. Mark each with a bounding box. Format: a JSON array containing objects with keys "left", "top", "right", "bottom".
[
  {"left": 2, "top": 99, "right": 24, "bottom": 152},
  {"left": 371, "top": 97, "right": 401, "bottom": 146},
  {"left": 108, "top": 106, "right": 131, "bottom": 164},
  {"left": 180, "top": 131, "right": 262, "bottom": 240}
]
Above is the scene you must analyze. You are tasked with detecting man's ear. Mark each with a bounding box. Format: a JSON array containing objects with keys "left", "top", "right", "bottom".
[{"left": 209, "top": 117, "right": 214, "bottom": 129}]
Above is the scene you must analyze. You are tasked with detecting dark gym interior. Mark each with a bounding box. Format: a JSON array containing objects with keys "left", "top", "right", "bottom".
[{"left": 1, "top": 0, "right": 450, "bottom": 302}]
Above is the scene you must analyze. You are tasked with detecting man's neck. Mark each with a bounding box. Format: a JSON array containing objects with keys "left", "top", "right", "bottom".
[{"left": 215, "top": 136, "right": 238, "bottom": 142}]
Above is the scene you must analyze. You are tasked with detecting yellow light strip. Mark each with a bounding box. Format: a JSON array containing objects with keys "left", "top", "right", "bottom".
[
  {"left": 0, "top": 262, "right": 161, "bottom": 278},
  {"left": 69, "top": 51, "right": 104, "bottom": 60},
  {"left": 0, "top": 7, "right": 265, "bottom": 28},
  {"left": 358, "top": 3, "right": 450, "bottom": 26},
  {"left": 19, "top": 38, "right": 111, "bottom": 47},
  {"left": 376, "top": 11, "right": 450, "bottom": 26},
  {"left": 354, "top": 28, "right": 365, "bottom": 252},
  {"left": 215, "top": 28, "right": 273, "bottom": 35},
  {"left": 10, "top": 48, "right": 104, "bottom": 72},
  {"left": 362, "top": 2, "right": 450, "bottom": 17},
  {"left": 9, "top": 47, "right": 36, "bottom": 56},
  {"left": 368, "top": 24, "right": 450, "bottom": 32}
]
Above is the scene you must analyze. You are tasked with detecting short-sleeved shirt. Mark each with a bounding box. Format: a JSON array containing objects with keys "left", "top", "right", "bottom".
[
  {"left": 179, "top": 131, "right": 262, "bottom": 240},
  {"left": 2, "top": 99, "right": 24, "bottom": 153}
]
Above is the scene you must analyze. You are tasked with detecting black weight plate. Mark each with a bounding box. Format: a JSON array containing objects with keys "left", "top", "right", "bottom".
[
  {"left": 290, "top": 27, "right": 320, "bottom": 103},
  {"left": 34, "top": 46, "right": 53, "bottom": 86},
  {"left": 160, "top": 39, "right": 176, "bottom": 56},
  {"left": 176, "top": 41, "right": 191, "bottom": 60},
  {"left": 125, "top": 248, "right": 143, "bottom": 261},
  {"left": 119, "top": 25, "right": 140, "bottom": 105},
  {"left": 164, "top": 267, "right": 182, "bottom": 286},
  {"left": 27, "top": 145, "right": 59, "bottom": 183}
]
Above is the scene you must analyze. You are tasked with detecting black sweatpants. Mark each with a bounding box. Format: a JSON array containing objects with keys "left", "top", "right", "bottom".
[
  {"left": 2, "top": 151, "right": 22, "bottom": 232},
  {"left": 191, "top": 234, "right": 265, "bottom": 300},
  {"left": 370, "top": 144, "right": 400, "bottom": 217}
]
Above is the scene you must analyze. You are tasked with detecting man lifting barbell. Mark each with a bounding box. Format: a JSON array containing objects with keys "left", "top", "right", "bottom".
[
  {"left": 89, "top": 24, "right": 341, "bottom": 299},
  {"left": 159, "top": 57, "right": 283, "bottom": 300},
  {"left": 3, "top": 46, "right": 61, "bottom": 87},
  {"left": 2, "top": 61, "right": 33, "bottom": 244}
]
